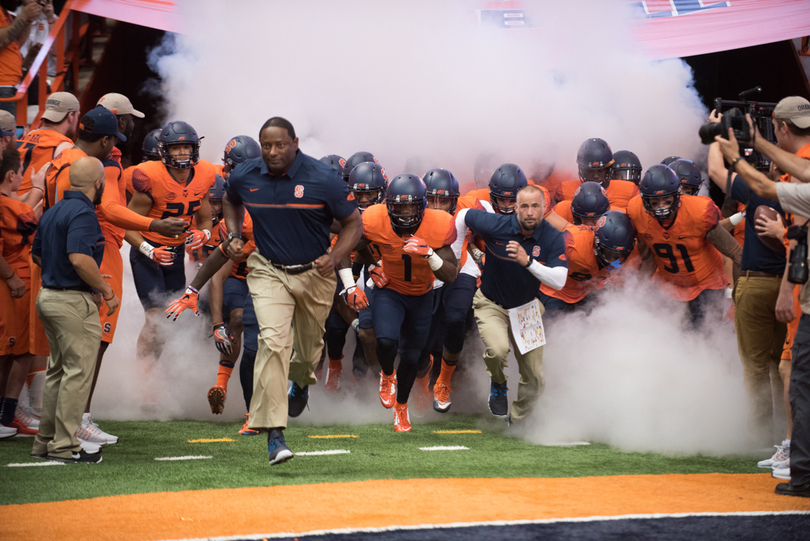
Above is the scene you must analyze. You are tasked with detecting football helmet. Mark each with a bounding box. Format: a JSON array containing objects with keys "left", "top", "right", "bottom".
[
  {"left": 489, "top": 163, "right": 527, "bottom": 215},
  {"left": 223, "top": 135, "right": 261, "bottom": 172},
  {"left": 386, "top": 174, "right": 426, "bottom": 235},
  {"left": 611, "top": 150, "right": 642, "bottom": 184},
  {"left": 423, "top": 168, "right": 460, "bottom": 214},
  {"left": 141, "top": 128, "right": 161, "bottom": 162},
  {"left": 594, "top": 211, "right": 636, "bottom": 268},
  {"left": 158, "top": 121, "right": 201, "bottom": 169},
  {"left": 208, "top": 174, "right": 227, "bottom": 202},
  {"left": 639, "top": 164, "right": 681, "bottom": 221},
  {"left": 660, "top": 155, "right": 681, "bottom": 166},
  {"left": 343, "top": 151, "right": 377, "bottom": 182},
  {"left": 319, "top": 154, "right": 347, "bottom": 178},
  {"left": 349, "top": 161, "right": 387, "bottom": 210},
  {"left": 576, "top": 138, "right": 614, "bottom": 187},
  {"left": 571, "top": 181, "right": 610, "bottom": 226},
  {"left": 669, "top": 158, "right": 702, "bottom": 196}
]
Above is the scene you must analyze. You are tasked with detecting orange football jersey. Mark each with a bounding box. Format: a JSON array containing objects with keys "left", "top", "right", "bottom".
[
  {"left": 131, "top": 159, "right": 217, "bottom": 247},
  {"left": 216, "top": 213, "right": 255, "bottom": 280},
  {"left": 0, "top": 194, "right": 37, "bottom": 278},
  {"left": 556, "top": 179, "right": 638, "bottom": 210},
  {"left": 540, "top": 225, "right": 606, "bottom": 303},
  {"left": 362, "top": 204, "right": 456, "bottom": 295},
  {"left": 16, "top": 129, "right": 75, "bottom": 195},
  {"left": 627, "top": 194, "right": 727, "bottom": 301},
  {"left": 45, "top": 147, "right": 85, "bottom": 209},
  {"left": 551, "top": 199, "right": 625, "bottom": 225}
]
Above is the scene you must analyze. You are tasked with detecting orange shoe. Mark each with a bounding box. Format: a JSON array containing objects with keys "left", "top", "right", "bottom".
[
  {"left": 379, "top": 370, "right": 397, "bottom": 409},
  {"left": 239, "top": 413, "right": 260, "bottom": 436},
  {"left": 433, "top": 381, "right": 452, "bottom": 413},
  {"left": 325, "top": 358, "right": 342, "bottom": 392},
  {"left": 393, "top": 402, "right": 411, "bottom": 432},
  {"left": 207, "top": 384, "right": 227, "bottom": 415},
  {"left": 8, "top": 417, "right": 38, "bottom": 436}
]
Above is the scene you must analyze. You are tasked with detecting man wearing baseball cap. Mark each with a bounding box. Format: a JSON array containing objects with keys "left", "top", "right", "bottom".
[{"left": 0, "top": 109, "right": 15, "bottom": 150}]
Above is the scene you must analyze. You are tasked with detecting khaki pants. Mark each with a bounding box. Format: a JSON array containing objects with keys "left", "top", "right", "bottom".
[
  {"left": 32, "top": 289, "right": 102, "bottom": 458},
  {"left": 734, "top": 275, "right": 787, "bottom": 445},
  {"left": 246, "top": 252, "right": 336, "bottom": 429},
  {"left": 473, "top": 289, "right": 545, "bottom": 420}
]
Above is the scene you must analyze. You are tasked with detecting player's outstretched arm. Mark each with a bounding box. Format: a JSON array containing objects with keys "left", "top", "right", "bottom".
[
  {"left": 322, "top": 209, "right": 363, "bottom": 277},
  {"left": 706, "top": 224, "right": 742, "bottom": 284}
]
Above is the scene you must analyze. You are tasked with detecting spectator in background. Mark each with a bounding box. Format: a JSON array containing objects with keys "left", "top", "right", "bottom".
[
  {"left": 0, "top": 0, "right": 42, "bottom": 117},
  {"left": 17, "top": 0, "right": 56, "bottom": 79},
  {"left": 0, "top": 108, "right": 15, "bottom": 149}
]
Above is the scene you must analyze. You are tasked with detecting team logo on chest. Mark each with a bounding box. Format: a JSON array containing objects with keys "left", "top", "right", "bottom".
[
  {"left": 294, "top": 185, "right": 304, "bottom": 198},
  {"left": 662, "top": 231, "right": 670, "bottom": 240},
  {"left": 182, "top": 189, "right": 189, "bottom": 198},
  {"left": 532, "top": 246, "right": 540, "bottom": 257}
]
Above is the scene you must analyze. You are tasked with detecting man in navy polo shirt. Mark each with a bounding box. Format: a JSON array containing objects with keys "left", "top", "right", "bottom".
[
  {"left": 30, "top": 157, "right": 119, "bottom": 463},
  {"left": 222, "top": 117, "right": 362, "bottom": 465},
  {"left": 455, "top": 184, "right": 568, "bottom": 423}
]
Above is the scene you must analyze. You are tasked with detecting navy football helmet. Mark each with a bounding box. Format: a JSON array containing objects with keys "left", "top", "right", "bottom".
[
  {"left": 660, "top": 155, "right": 681, "bottom": 166},
  {"left": 611, "top": 150, "right": 642, "bottom": 184},
  {"left": 158, "top": 121, "right": 201, "bottom": 169},
  {"left": 576, "top": 138, "right": 614, "bottom": 187},
  {"left": 423, "top": 168, "right": 460, "bottom": 215},
  {"left": 343, "top": 151, "right": 377, "bottom": 182},
  {"left": 349, "top": 161, "right": 387, "bottom": 210},
  {"left": 639, "top": 164, "right": 681, "bottom": 221},
  {"left": 208, "top": 174, "right": 227, "bottom": 202},
  {"left": 571, "top": 181, "right": 610, "bottom": 226},
  {"left": 594, "top": 211, "right": 636, "bottom": 268},
  {"left": 489, "top": 163, "right": 527, "bottom": 215},
  {"left": 223, "top": 135, "right": 261, "bottom": 173},
  {"left": 386, "top": 174, "right": 426, "bottom": 235},
  {"left": 669, "top": 158, "right": 702, "bottom": 196},
  {"left": 320, "top": 154, "right": 347, "bottom": 178},
  {"left": 141, "top": 128, "right": 161, "bottom": 162}
]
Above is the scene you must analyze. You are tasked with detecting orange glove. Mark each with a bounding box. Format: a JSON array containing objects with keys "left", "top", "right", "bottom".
[
  {"left": 185, "top": 229, "right": 211, "bottom": 250},
  {"left": 212, "top": 322, "right": 234, "bottom": 355},
  {"left": 140, "top": 241, "right": 176, "bottom": 267},
  {"left": 368, "top": 261, "right": 388, "bottom": 288},
  {"left": 403, "top": 236, "right": 433, "bottom": 257},
  {"left": 166, "top": 286, "right": 200, "bottom": 320},
  {"left": 342, "top": 286, "right": 369, "bottom": 310}
]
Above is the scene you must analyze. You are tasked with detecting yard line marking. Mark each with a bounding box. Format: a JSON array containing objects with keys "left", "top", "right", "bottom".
[
  {"left": 420, "top": 446, "right": 469, "bottom": 451},
  {"left": 297, "top": 450, "right": 351, "bottom": 456},
  {"left": 433, "top": 430, "right": 481, "bottom": 434},
  {"left": 187, "top": 438, "right": 235, "bottom": 443},
  {"left": 307, "top": 435, "right": 358, "bottom": 439},
  {"left": 543, "top": 442, "right": 591, "bottom": 447},
  {"left": 154, "top": 456, "right": 213, "bottom": 461},
  {"left": 6, "top": 461, "right": 64, "bottom": 467}
]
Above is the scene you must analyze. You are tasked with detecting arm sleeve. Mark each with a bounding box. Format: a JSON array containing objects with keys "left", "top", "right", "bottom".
[
  {"left": 98, "top": 166, "right": 153, "bottom": 231},
  {"left": 131, "top": 169, "right": 154, "bottom": 202},
  {"left": 65, "top": 211, "right": 100, "bottom": 257},
  {"left": 452, "top": 208, "right": 472, "bottom": 258},
  {"left": 702, "top": 201, "right": 721, "bottom": 235},
  {"left": 526, "top": 261, "right": 568, "bottom": 290}
]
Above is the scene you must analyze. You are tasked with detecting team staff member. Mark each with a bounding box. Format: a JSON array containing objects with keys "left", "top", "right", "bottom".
[
  {"left": 455, "top": 185, "right": 568, "bottom": 424},
  {"left": 125, "top": 120, "right": 216, "bottom": 368},
  {"left": 223, "top": 117, "right": 362, "bottom": 465},
  {"left": 30, "top": 157, "right": 119, "bottom": 463}
]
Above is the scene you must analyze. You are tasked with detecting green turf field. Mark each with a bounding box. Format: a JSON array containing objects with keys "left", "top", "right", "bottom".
[{"left": 0, "top": 414, "right": 762, "bottom": 506}]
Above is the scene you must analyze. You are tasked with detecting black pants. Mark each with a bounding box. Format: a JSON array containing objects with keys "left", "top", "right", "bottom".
[{"left": 790, "top": 314, "right": 810, "bottom": 486}]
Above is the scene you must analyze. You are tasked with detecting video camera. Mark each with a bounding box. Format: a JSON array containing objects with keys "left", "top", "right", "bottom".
[{"left": 698, "top": 86, "right": 777, "bottom": 171}]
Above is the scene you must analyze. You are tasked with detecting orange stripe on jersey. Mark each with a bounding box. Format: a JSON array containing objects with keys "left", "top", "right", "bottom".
[
  {"left": 540, "top": 225, "right": 606, "bottom": 303},
  {"left": 244, "top": 202, "right": 325, "bottom": 209},
  {"left": 627, "top": 194, "right": 727, "bottom": 301},
  {"left": 362, "top": 204, "right": 456, "bottom": 296}
]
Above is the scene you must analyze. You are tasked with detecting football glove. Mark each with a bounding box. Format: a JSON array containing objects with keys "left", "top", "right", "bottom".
[
  {"left": 166, "top": 287, "right": 200, "bottom": 320},
  {"left": 212, "top": 322, "right": 234, "bottom": 355},
  {"left": 403, "top": 236, "right": 433, "bottom": 257},
  {"left": 368, "top": 261, "right": 389, "bottom": 288},
  {"left": 341, "top": 286, "right": 369, "bottom": 311},
  {"left": 140, "top": 241, "right": 176, "bottom": 267},
  {"left": 185, "top": 229, "right": 211, "bottom": 250}
]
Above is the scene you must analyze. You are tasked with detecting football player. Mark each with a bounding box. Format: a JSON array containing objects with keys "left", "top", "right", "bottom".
[
  {"left": 627, "top": 164, "right": 742, "bottom": 329},
  {"left": 554, "top": 138, "right": 638, "bottom": 209},
  {"left": 125, "top": 121, "right": 217, "bottom": 368},
  {"left": 611, "top": 150, "right": 643, "bottom": 185},
  {"left": 222, "top": 135, "right": 261, "bottom": 180},
  {"left": 547, "top": 181, "right": 610, "bottom": 231},
  {"left": 342, "top": 151, "right": 377, "bottom": 183},
  {"left": 343, "top": 174, "right": 458, "bottom": 431},
  {"left": 125, "top": 129, "right": 162, "bottom": 202},
  {"left": 669, "top": 158, "right": 703, "bottom": 196}
]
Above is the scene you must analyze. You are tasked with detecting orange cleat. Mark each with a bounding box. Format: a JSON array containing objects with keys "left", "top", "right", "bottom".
[
  {"left": 239, "top": 413, "right": 260, "bottom": 436},
  {"left": 8, "top": 417, "right": 38, "bottom": 436},
  {"left": 207, "top": 384, "right": 227, "bottom": 415},
  {"left": 378, "top": 370, "right": 397, "bottom": 409},
  {"left": 393, "top": 402, "right": 411, "bottom": 432},
  {"left": 325, "top": 358, "right": 342, "bottom": 392},
  {"left": 433, "top": 381, "right": 452, "bottom": 413}
]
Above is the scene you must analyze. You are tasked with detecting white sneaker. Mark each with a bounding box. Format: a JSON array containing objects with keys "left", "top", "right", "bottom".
[
  {"left": 77, "top": 413, "right": 118, "bottom": 445},
  {"left": 79, "top": 439, "right": 101, "bottom": 454},
  {"left": 15, "top": 404, "right": 40, "bottom": 430},
  {"left": 772, "top": 459, "right": 791, "bottom": 480},
  {"left": 0, "top": 424, "right": 16, "bottom": 439},
  {"left": 758, "top": 440, "right": 790, "bottom": 468}
]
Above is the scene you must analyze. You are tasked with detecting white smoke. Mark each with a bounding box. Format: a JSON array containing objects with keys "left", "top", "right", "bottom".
[{"left": 89, "top": 0, "right": 767, "bottom": 457}]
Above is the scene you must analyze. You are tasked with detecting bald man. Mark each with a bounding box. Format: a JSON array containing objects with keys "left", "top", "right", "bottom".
[{"left": 30, "top": 156, "right": 118, "bottom": 463}]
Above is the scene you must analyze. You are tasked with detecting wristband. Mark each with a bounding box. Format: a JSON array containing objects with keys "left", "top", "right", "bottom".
[
  {"left": 31, "top": 186, "right": 43, "bottom": 192},
  {"left": 202, "top": 229, "right": 211, "bottom": 241},
  {"left": 471, "top": 247, "right": 484, "bottom": 260},
  {"left": 338, "top": 268, "right": 355, "bottom": 290},
  {"left": 103, "top": 291, "right": 114, "bottom": 301},
  {"left": 139, "top": 241, "right": 154, "bottom": 259},
  {"left": 187, "top": 285, "right": 199, "bottom": 294},
  {"left": 427, "top": 252, "right": 444, "bottom": 271},
  {"left": 729, "top": 211, "right": 745, "bottom": 226}
]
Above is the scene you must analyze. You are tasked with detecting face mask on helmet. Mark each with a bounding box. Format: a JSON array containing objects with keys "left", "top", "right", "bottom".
[
  {"left": 160, "top": 142, "right": 200, "bottom": 169},
  {"left": 387, "top": 199, "right": 425, "bottom": 234},
  {"left": 680, "top": 183, "right": 699, "bottom": 196},
  {"left": 490, "top": 194, "right": 517, "bottom": 214},
  {"left": 642, "top": 192, "right": 680, "bottom": 221},
  {"left": 612, "top": 166, "right": 642, "bottom": 183},
  {"left": 426, "top": 192, "right": 458, "bottom": 214},
  {"left": 578, "top": 165, "right": 613, "bottom": 187},
  {"left": 352, "top": 185, "right": 385, "bottom": 210}
]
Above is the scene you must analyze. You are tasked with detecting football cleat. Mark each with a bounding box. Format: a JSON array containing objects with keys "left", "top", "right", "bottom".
[
  {"left": 7, "top": 417, "right": 37, "bottom": 436},
  {"left": 207, "top": 384, "right": 227, "bottom": 415},
  {"left": 325, "top": 359, "right": 342, "bottom": 392},
  {"left": 393, "top": 402, "right": 411, "bottom": 432},
  {"left": 239, "top": 413, "right": 259, "bottom": 436},
  {"left": 433, "top": 381, "right": 452, "bottom": 413},
  {"left": 15, "top": 404, "right": 40, "bottom": 430},
  {"left": 378, "top": 370, "right": 397, "bottom": 409},
  {"left": 488, "top": 380, "right": 509, "bottom": 419}
]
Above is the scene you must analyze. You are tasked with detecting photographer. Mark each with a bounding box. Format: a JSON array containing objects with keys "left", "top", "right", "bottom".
[{"left": 714, "top": 95, "right": 810, "bottom": 498}]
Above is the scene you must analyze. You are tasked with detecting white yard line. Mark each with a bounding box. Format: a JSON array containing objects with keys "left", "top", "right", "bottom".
[
  {"left": 419, "top": 446, "right": 469, "bottom": 451},
  {"left": 7, "top": 461, "right": 64, "bottom": 467},
  {"left": 297, "top": 450, "right": 351, "bottom": 456},
  {"left": 154, "top": 455, "right": 213, "bottom": 461}
]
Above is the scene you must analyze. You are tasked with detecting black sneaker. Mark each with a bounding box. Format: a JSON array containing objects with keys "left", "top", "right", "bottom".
[
  {"left": 488, "top": 380, "right": 508, "bottom": 419},
  {"left": 288, "top": 382, "right": 309, "bottom": 418},
  {"left": 267, "top": 429, "right": 293, "bottom": 466},
  {"left": 775, "top": 482, "right": 810, "bottom": 498},
  {"left": 46, "top": 450, "right": 102, "bottom": 463}
]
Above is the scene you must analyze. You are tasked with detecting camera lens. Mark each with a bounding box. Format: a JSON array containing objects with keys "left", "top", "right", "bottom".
[{"left": 698, "top": 123, "right": 724, "bottom": 145}]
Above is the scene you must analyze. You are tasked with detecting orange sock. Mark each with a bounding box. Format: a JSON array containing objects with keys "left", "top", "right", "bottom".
[
  {"left": 216, "top": 362, "right": 234, "bottom": 388},
  {"left": 436, "top": 360, "right": 456, "bottom": 385}
]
